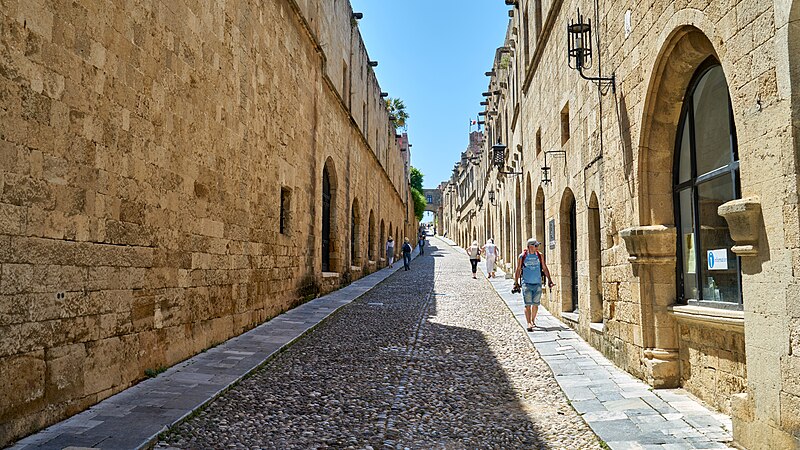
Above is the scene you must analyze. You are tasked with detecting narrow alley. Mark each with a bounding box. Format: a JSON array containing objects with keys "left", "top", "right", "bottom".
[{"left": 157, "top": 240, "right": 600, "bottom": 449}]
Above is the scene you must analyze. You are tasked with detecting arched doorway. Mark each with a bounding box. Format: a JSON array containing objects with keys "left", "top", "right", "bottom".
[
  {"left": 380, "top": 219, "right": 385, "bottom": 260},
  {"left": 525, "top": 174, "right": 533, "bottom": 241},
  {"left": 515, "top": 178, "right": 523, "bottom": 251},
  {"left": 368, "top": 210, "right": 376, "bottom": 261},
  {"left": 351, "top": 199, "right": 361, "bottom": 266},
  {"left": 535, "top": 187, "right": 545, "bottom": 258},
  {"left": 588, "top": 192, "right": 602, "bottom": 323},
  {"left": 505, "top": 202, "right": 511, "bottom": 263},
  {"left": 322, "top": 160, "right": 337, "bottom": 272},
  {"left": 560, "top": 189, "right": 577, "bottom": 313}
]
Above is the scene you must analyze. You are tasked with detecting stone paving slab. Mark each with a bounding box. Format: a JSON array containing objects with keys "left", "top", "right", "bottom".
[
  {"left": 447, "top": 238, "right": 736, "bottom": 450},
  {"left": 10, "top": 248, "right": 421, "bottom": 450}
]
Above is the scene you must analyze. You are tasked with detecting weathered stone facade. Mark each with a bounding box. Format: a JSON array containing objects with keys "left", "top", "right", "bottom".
[
  {"left": 0, "top": 0, "right": 414, "bottom": 445},
  {"left": 443, "top": 0, "right": 800, "bottom": 447}
]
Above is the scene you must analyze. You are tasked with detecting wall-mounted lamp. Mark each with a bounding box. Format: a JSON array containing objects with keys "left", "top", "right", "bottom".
[
  {"left": 567, "top": 8, "right": 615, "bottom": 94},
  {"left": 352, "top": 12, "right": 364, "bottom": 20},
  {"left": 368, "top": 60, "right": 378, "bottom": 67},
  {"left": 541, "top": 150, "right": 566, "bottom": 185},
  {"left": 488, "top": 190, "right": 496, "bottom": 205},
  {"left": 492, "top": 140, "right": 523, "bottom": 176}
]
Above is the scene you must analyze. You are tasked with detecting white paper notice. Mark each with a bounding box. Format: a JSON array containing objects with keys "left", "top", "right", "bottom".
[{"left": 707, "top": 249, "right": 728, "bottom": 270}]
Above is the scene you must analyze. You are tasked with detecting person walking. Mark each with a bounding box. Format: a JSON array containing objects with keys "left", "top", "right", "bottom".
[
  {"left": 482, "top": 238, "right": 499, "bottom": 278},
  {"left": 386, "top": 236, "right": 395, "bottom": 268},
  {"left": 402, "top": 237, "right": 413, "bottom": 271},
  {"left": 466, "top": 240, "right": 482, "bottom": 279},
  {"left": 513, "top": 239, "right": 555, "bottom": 332},
  {"left": 418, "top": 232, "right": 425, "bottom": 255}
]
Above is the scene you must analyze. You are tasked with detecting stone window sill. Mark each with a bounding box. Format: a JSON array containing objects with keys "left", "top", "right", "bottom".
[
  {"left": 589, "top": 322, "right": 604, "bottom": 333},
  {"left": 562, "top": 311, "right": 579, "bottom": 323},
  {"left": 322, "top": 272, "right": 339, "bottom": 278},
  {"left": 668, "top": 304, "right": 744, "bottom": 331}
]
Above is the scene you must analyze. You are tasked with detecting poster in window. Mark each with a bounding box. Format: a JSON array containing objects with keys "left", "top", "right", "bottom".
[
  {"left": 548, "top": 219, "right": 556, "bottom": 249},
  {"left": 684, "top": 233, "right": 695, "bottom": 274}
]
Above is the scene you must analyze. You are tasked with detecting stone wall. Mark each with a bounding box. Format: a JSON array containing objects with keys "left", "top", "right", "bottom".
[
  {"left": 0, "top": 0, "right": 412, "bottom": 445},
  {"left": 444, "top": 0, "right": 800, "bottom": 447}
]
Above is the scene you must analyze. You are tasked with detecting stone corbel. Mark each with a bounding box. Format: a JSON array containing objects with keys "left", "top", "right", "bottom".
[
  {"left": 620, "top": 225, "right": 676, "bottom": 264},
  {"left": 717, "top": 196, "right": 761, "bottom": 256}
]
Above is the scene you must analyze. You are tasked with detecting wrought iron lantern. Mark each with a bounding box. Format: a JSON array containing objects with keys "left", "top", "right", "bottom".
[
  {"left": 491, "top": 141, "right": 507, "bottom": 168},
  {"left": 488, "top": 190, "right": 496, "bottom": 205},
  {"left": 566, "top": 8, "right": 615, "bottom": 93},
  {"left": 567, "top": 9, "right": 592, "bottom": 71},
  {"left": 541, "top": 166, "right": 551, "bottom": 184}
]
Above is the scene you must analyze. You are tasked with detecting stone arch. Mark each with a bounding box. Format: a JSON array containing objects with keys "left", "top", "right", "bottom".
[
  {"left": 588, "top": 192, "right": 603, "bottom": 324},
  {"left": 515, "top": 177, "right": 523, "bottom": 252},
  {"left": 379, "top": 219, "right": 385, "bottom": 259},
  {"left": 638, "top": 26, "right": 719, "bottom": 225},
  {"left": 351, "top": 198, "right": 361, "bottom": 266},
  {"left": 559, "top": 188, "right": 577, "bottom": 313},
  {"left": 505, "top": 202, "right": 512, "bottom": 263},
  {"left": 525, "top": 173, "right": 533, "bottom": 241},
  {"left": 322, "top": 158, "right": 339, "bottom": 272},
  {"left": 535, "top": 186, "right": 545, "bottom": 258},
  {"left": 368, "top": 209, "right": 376, "bottom": 261}
]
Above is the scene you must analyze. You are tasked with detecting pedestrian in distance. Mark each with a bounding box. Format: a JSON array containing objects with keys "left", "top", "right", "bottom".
[
  {"left": 513, "top": 239, "right": 555, "bottom": 332},
  {"left": 466, "top": 240, "right": 482, "bottom": 279},
  {"left": 402, "top": 237, "right": 413, "bottom": 271},
  {"left": 386, "top": 236, "right": 395, "bottom": 268},
  {"left": 418, "top": 233, "right": 425, "bottom": 255},
  {"left": 482, "top": 238, "right": 499, "bottom": 278}
]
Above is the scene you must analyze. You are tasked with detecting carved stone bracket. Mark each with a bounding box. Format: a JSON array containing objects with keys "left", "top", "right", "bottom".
[
  {"left": 620, "top": 225, "right": 676, "bottom": 264},
  {"left": 718, "top": 196, "right": 762, "bottom": 256}
]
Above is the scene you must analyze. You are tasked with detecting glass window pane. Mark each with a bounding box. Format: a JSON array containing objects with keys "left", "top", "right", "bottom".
[
  {"left": 678, "top": 118, "right": 691, "bottom": 184},
  {"left": 678, "top": 188, "right": 698, "bottom": 300},
  {"left": 693, "top": 66, "right": 734, "bottom": 176},
  {"left": 697, "top": 174, "right": 740, "bottom": 303}
]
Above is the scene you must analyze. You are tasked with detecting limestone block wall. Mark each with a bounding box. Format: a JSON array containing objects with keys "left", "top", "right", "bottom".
[
  {"left": 0, "top": 0, "right": 411, "bottom": 445},
  {"left": 454, "top": 0, "right": 800, "bottom": 447}
]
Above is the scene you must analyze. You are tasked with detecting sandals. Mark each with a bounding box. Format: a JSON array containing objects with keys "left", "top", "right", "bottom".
[{"left": 527, "top": 325, "right": 534, "bottom": 332}]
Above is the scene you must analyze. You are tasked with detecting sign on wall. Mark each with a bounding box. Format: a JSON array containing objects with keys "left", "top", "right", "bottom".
[
  {"left": 549, "top": 219, "right": 556, "bottom": 249},
  {"left": 707, "top": 249, "right": 728, "bottom": 270}
]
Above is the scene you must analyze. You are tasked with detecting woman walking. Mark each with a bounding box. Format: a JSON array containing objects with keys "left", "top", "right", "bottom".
[
  {"left": 386, "top": 236, "right": 395, "bottom": 268},
  {"left": 482, "top": 238, "right": 499, "bottom": 278},
  {"left": 466, "top": 240, "right": 481, "bottom": 279}
]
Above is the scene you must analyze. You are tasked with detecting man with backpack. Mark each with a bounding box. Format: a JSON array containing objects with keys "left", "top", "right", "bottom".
[{"left": 513, "top": 239, "right": 555, "bottom": 332}]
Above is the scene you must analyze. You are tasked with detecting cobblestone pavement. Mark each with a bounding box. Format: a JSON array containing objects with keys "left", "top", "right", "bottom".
[{"left": 159, "top": 240, "right": 602, "bottom": 449}]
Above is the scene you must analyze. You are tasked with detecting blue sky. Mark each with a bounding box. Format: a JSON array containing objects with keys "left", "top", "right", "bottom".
[{"left": 349, "top": 1, "right": 510, "bottom": 189}]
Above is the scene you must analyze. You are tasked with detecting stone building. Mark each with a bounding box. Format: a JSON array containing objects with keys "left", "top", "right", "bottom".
[
  {"left": 443, "top": 0, "right": 800, "bottom": 447},
  {"left": 0, "top": 0, "right": 414, "bottom": 445}
]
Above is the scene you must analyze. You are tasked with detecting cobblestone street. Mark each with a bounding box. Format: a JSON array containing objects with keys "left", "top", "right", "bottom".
[{"left": 159, "top": 240, "right": 601, "bottom": 449}]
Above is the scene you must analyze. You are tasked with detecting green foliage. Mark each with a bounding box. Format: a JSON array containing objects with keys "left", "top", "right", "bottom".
[
  {"left": 144, "top": 366, "right": 168, "bottom": 378},
  {"left": 409, "top": 167, "right": 424, "bottom": 191},
  {"left": 386, "top": 97, "right": 409, "bottom": 130},
  {"left": 411, "top": 188, "right": 426, "bottom": 221}
]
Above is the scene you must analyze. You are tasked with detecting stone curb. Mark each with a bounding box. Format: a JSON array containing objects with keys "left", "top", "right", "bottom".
[
  {"left": 437, "top": 238, "right": 736, "bottom": 450},
  {"left": 10, "top": 249, "right": 422, "bottom": 450}
]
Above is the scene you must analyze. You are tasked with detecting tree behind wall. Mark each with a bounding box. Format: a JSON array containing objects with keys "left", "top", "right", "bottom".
[{"left": 410, "top": 166, "right": 425, "bottom": 221}]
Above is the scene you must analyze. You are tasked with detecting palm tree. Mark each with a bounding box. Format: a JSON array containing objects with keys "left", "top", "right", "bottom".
[{"left": 386, "top": 97, "right": 409, "bottom": 131}]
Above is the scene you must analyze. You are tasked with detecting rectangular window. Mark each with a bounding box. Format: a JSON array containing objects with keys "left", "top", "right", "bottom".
[
  {"left": 536, "top": 128, "right": 542, "bottom": 155},
  {"left": 560, "top": 103, "right": 570, "bottom": 145},
  {"left": 426, "top": 195, "right": 433, "bottom": 204},
  {"left": 280, "top": 187, "right": 290, "bottom": 234},
  {"left": 342, "top": 61, "right": 350, "bottom": 107}
]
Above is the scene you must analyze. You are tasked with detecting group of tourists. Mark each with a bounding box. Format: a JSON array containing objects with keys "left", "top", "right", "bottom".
[
  {"left": 466, "top": 237, "right": 555, "bottom": 332},
  {"left": 385, "top": 236, "right": 414, "bottom": 271}
]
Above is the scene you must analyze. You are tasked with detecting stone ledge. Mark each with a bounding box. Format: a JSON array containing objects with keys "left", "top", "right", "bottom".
[
  {"left": 668, "top": 304, "right": 744, "bottom": 331},
  {"left": 589, "top": 322, "right": 605, "bottom": 333},
  {"left": 718, "top": 196, "right": 762, "bottom": 257},
  {"left": 562, "top": 311, "right": 579, "bottom": 323},
  {"left": 321, "top": 272, "right": 340, "bottom": 279}
]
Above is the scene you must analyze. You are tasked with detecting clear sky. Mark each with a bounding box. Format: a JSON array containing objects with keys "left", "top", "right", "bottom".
[{"left": 349, "top": 1, "right": 511, "bottom": 189}]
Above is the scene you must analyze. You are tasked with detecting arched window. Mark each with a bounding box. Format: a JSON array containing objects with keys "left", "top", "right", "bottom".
[{"left": 674, "top": 62, "right": 741, "bottom": 307}]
